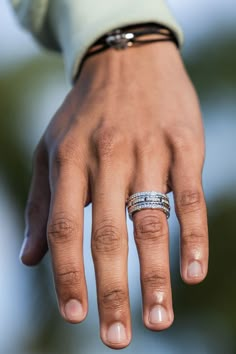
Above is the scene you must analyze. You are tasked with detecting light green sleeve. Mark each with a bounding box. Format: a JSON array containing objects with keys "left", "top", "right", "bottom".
[{"left": 10, "top": 0, "right": 184, "bottom": 82}]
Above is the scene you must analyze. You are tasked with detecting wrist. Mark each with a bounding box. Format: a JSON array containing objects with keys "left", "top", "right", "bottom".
[
  {"left": 74, "top": 23, "right": 178, "bottom": 84},
  {"left": 76, "top": 40, "right": 180, "bottom": 89}
]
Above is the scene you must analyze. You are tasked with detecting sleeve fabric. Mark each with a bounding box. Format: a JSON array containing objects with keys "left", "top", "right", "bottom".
[{"left": 10, "top": 0, "right": 184, "bottom": 82}]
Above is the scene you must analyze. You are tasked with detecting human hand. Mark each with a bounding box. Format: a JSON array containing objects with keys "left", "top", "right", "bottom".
[{"left": 20, "top": 41, "right": 208, "bottom": 349}]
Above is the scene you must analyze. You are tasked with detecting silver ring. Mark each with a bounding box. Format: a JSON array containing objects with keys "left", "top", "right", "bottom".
[{"left": 127, "top": 191, "right": 170, "bottom": 220}]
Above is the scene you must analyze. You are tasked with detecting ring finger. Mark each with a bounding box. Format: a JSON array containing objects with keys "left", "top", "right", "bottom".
[{"left": 130, "top": 146, "right": 173, "bottom": 330}]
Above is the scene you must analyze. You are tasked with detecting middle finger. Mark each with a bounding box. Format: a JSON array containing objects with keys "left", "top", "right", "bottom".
[{"left": 91, "top": 164, "right": 131, "bottom": 349}]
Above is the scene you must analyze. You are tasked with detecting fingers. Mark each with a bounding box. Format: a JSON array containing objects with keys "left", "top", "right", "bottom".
[
  {"left": 91, "top": 167, "right": 131, "bottom": 349},
  {"left": 20, "top": 144, "right": 50, "bottom": 265},
  {"left": 130, "top": 140, "right": 173, "bottom": 330},
  {"left": 133, "top": 209, "right": 173, "bottom": 330},
  {"left": 171, "top": 152, "right": 208, "bottom": 284},
  {"left": 47, "top": 156, "right": 88, "bottom": 323}
]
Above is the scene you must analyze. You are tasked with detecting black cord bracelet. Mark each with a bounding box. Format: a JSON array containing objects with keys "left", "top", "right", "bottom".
[
  {"left": 85, "top": 23, "right": 178, "bottom": 59},
  {"left": 75, "top": 23, "right": 178, "bottom": 82}
]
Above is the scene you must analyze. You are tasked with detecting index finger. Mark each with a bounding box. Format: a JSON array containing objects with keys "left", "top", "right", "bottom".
[{"left": 47, "top": 153, "right": 88, "bottom": 323}]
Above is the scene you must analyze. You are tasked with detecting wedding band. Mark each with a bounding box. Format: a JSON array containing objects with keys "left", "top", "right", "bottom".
[
  {"left": 127, "top": 193, "right": 169, "bottom": 208},
  {"left": 127, "top": 191, "right": 170, "bottom": 220}
]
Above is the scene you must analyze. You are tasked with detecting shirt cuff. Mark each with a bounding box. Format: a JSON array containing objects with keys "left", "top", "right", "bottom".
[{"left": 48, "top": 0, "right": 184, "bottom": 83}]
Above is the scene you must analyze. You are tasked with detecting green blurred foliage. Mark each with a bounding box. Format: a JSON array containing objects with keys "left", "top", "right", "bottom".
[
  {"left": 0, "top": 55, "right": 64, "bottom": 210},
  {"left": 185, "top": 33, "right": 236, "bottom": 96}
]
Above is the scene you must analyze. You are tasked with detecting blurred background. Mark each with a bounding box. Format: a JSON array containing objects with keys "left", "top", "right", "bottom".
[{"left": 0, "top": 0, "right": 236, "bottom": 353}]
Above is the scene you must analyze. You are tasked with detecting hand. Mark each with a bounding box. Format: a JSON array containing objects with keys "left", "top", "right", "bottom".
[{"left": 20, "top": 41, "right": 208, "bottom": 349}]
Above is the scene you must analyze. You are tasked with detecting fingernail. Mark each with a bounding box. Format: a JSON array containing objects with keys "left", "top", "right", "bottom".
[
  {"left": 106, "top": 322, "right": 127, "bottom": 344},
  {"left": 64, "top": 299, "right": 83, "bottom": 321},
  {"left": 19, "top": 237, "right": 28, "bottom": 259},
  {"left": 149, "top": 305, "right": 169, "bottom": 324},
  {"left": 187, "top": 260, "right": 202, "bottom": 278}
]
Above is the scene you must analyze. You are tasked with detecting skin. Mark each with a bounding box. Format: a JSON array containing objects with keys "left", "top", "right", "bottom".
[{"left": 20, "top": 41, "right": 208, "bottom": 349}]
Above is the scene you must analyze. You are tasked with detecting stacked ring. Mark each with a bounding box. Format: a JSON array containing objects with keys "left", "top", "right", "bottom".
[{"left": 127, "top": 191, "right": 170, "bottom": 220}]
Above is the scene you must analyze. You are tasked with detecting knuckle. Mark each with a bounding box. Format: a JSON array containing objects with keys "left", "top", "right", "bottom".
[
  {"left": 135, "top": 133, "right": 158, "bottom": 157},
  {"left": 176, "top": 190, "right": 203, "bottom": 214},
  {"left": 134, "top": 215, "right": 167, "bottom": 244},
  {"left": 171, "top": 131, "right": 205, "bottom": 167},
  {"left": 92, "top": 124, "right": 123, "bottom": 159},
  {"left": 25, "top": 200, "right": 41, "bottom": 219},
  {"left": 101, "top": 286, "right": 128, "bottom": 310},
  {"left": 92, "top": 221, "right": 121, "bottom": 255},
  {"left": 182, "top": 228, "right": 207, "bottom": 247},
  {"left": 25, "top": 200, "right": 46, "bottom": 230},
  {"left": 48, "top": 214, "right": 77, "bottom": 244},
  {"left": 142, "top": 269, "right": 169, "bottom": 290},
  {"left": 171, "top": 129, "right": 197, "bottom": 152},
  {"left": 53, "top": 140, "right": 84, "bottom": 168},
  {"left": 53, "top": 144, "right": 71, "bottom": 166},
  {"left": 56, "top": 265, "right": 81, "bottom": 287}
]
